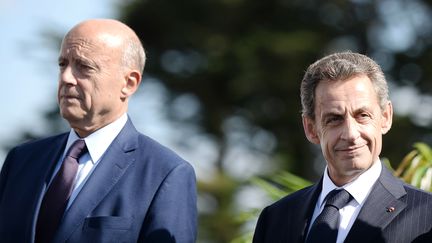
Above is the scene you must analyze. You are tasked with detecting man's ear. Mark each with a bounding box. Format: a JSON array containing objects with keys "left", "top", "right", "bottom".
[
  {"left": 302, "top": 115, "right": 320, "bottom": 144},
  {"left": 381, "top": 101, "right": 393, "bottom": 135},
  {"left": 121, "top": 70, "right": 141, "bottom": 99}
]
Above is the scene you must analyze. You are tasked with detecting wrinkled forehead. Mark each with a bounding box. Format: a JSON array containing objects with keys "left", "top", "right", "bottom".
[
  {"left": 315, "top": 76, "right": 380, "bottom": 110},
  {"left": 61, "top": 36, "right": 97, "bottom": 53},
  {"left": 59, "top": 33, "right": 122, "bottom": 61},
  {"left": 59, "top": 38, "right": 97, "bottom": 64},
  {"left": 65, "top": 25, "right": 123, "bottom": 47}
]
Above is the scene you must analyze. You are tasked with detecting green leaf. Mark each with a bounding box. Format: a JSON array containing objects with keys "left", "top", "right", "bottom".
[
  {"left": 413, "top": 142, "right": 432, "bottom": 164},
  {"left": 410, "top": 165, "right": 429, "bottom": 188},
  {"left": 394, "top": 150, "right": 418, "bottom": 177},
  {"left": 273, "top": 171, "right": 312, "bottom": 191},
  {"left": 230, "top": 231, "right": 254, "bottom": 243},
  {"left": 420, "top": 167, "right": 432, "bottom": 192},
  {"left": 234, "top": 208, "right": 261, "bottom": 224},
  {"left": 402, "top": 155, "right": 423, "bottom": 181},
  {"left": 251, "top": 177, "right": 288, "bottom": 200}
]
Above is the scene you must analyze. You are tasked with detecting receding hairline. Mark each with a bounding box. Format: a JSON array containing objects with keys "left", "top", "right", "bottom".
[
  {"left": 64, "top": 19, "right": 135, "bottom": 47},
  {"left": 68, "top": 19, "right": 136, "bottom": 36},
  {"left": 63, "top": 19, "right": 146, "bottom": 71}
]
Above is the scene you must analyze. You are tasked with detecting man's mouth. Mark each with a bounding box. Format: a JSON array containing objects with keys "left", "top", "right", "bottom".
[
  {"left": 62, "top": 94, "right": 80, "bottom": 100},
  {"left": 336, "top": 143, "right": 367, "bottom": 153}
]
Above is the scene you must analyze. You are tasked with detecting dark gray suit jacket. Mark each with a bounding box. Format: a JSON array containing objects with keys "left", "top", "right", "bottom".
[
  {"left": 253, "top": 164, "right": 432, "bottom": 243},
  {"left": 0, "top": 119, "right": 197, "bottom": 243}
]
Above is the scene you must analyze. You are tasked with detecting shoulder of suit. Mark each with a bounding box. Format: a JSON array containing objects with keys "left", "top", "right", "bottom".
[
  {"left": 11, "top": 133, "right": 68, "bottom": 152},
  {"left": 381, "top": 169, "right": 432, "bottom": 199},
  {"left": 124, "top": 120, "right": 186, "bottom": 166},
  {"left": 135, "top": 132, "right": 191, "bottom": 167},
  {"left": 266, "top": 183, "right": 317, "bottom": 210},
  {"left": 402, "top": 182, "right": 432, "bottom": 198}
]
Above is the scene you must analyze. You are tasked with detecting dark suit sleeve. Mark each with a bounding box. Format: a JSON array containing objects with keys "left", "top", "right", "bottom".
[
  {"left": 0, "top": 147, "right": 15, "bottom": 202},
  {"left": 253, "top": 207, "right": 269, "bottom": 243},
  {"left": 138, "top": 162, "right": 197, "bottom": 243}
]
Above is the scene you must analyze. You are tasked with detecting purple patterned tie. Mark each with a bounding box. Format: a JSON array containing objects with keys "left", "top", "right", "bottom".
[
  {"left": 36, "top": 139, "right": 87, "bottom": 243},
  {"left": 306, "top": 189, "right": 352, "bottom": 243}
]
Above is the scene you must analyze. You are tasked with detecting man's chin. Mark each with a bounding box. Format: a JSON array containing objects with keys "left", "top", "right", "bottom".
[
  {"left": 60, "top": 110, "right": 85, "bottom": 123},
  {"left": 342, "top": 162, "right": 371, "bottom": 177},
  {"left": 329, "top": 168, "right": 364, "bottom": 185},
  {"left": 334, "top": 158, "right": 370, "bottom": 174}
]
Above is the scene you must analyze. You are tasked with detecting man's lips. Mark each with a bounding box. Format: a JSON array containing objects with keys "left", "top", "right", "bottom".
[
  {"left": 336, "top": 144, "right": 367, "bottom": 152},
  {"left": 60, "top": 95, "right": 81, "bottom": 103},
  {"left": 61, "top": 94, "right": 80, "bottom": 99}
]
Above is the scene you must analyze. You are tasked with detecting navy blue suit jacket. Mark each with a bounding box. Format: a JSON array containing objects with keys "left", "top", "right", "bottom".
[
  {"left": 0, "top": 119, "right": 197, "bottom": 243},
  {"left": 253, "top": 164, "right": 432, "bottom": 243}
]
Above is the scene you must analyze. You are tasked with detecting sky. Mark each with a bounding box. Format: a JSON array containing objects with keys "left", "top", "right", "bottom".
[{"left": 0, "top": 0, "right": 119, "bottom": 161}]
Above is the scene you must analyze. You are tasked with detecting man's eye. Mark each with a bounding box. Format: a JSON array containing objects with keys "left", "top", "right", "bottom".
[
  {"left": 358, "top": 112, "right": 370, "bottom": 118},
  {"left": 325, "top": 116, "right": 342, "bottom": 124},
  {"left": 357, "top": 113, "right": 371, "bottom": 121},
  {"left": 76, "top": 63, "right": 96, "bottom": 73},
  {"left": 79, "top": 63, "right": 91, "bottom": 70}
]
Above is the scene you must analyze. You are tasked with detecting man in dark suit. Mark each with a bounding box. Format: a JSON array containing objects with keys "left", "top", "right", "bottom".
[
  {"left": 253, "top": 52, "right": 432, "bottom": 243},
  {"left": 0, "top": 19, "right": 197, "bottom": 243}
]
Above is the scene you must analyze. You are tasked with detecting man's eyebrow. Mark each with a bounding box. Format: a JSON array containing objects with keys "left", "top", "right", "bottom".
[
  {"left": 322, "top": 110, "right": 344, "bottom": 117},
  {"left": 355, "top": 106, "right": 370, "bottom": 112},
  {"left": 57, "top": 55, "right": 96, "bottom": 66}
]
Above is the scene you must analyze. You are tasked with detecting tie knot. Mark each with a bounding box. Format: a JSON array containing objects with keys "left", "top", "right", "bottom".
[
  {"left": 66, "top": 139, "right": 87, "bottom": 159},
  {"left": 325, "top": 189, "right": 352, "bottom": 210}
]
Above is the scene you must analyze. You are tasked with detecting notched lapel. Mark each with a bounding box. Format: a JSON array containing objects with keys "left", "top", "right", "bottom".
[
  {"left": 345, "top": 167, "right": 407, "bottom": 243},
  {"left": 30, "top": 135, "right": 68, "bottom": 240},
  {"left": 292, "top": 180, "right": 322, "bottom": 242},
  {"left": 53, "top": 122, "right": 139, "bottom": 243}
]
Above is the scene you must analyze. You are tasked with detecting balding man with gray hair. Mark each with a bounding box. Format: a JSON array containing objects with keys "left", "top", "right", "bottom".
[{"left": 0, "top": 19, "right": 197, "bottom": 243}]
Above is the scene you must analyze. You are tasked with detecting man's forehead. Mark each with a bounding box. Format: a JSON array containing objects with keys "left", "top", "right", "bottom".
[
  {"left": 60, "top": 35, "right": 113, "bottom": 59},
  {"left": 316, "top": 94, "right": 378, "bottom": 119},
  {"left": 64, "top": 27, "right": 123, "bottom": 47}
]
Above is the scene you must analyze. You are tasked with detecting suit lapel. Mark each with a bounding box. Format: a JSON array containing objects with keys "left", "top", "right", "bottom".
[
  {"left": 345, "top": 166, "right": 407, "bottom": 242},
  {"left": 30, "top": 134, "right": 68, "bottom": 242},
  {"left": 33, "top": 134, "right": 68, "bottom": 196},
  {"left": 53, "top": 121, "right": 139, "bottom": 243},
  {"left": 290, "top": 180, "right": 322, "bottom": 242}
]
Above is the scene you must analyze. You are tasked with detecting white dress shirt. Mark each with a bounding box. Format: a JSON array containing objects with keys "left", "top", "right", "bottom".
[
  {"left": 48, "top": 113, "right": 128, "bottom": 209},
  {"left": 307, "top": 160, "right": 382, "bottom": 243}
]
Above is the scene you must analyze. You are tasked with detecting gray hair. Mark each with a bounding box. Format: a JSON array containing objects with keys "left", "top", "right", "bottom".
[
  {"left": 300, "top": 52, "right": 389, "bottom": 119},
  {"left": 122, "top": 37, "right": 146, "bottom": 73}
]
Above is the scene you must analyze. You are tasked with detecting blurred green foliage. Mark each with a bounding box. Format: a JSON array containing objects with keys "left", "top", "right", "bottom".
[
  {"left": 251, "top": 171, "right": 312, "bottom": 201},
  {"left": 395, "top": 142, "right": 432, "bottom": 191}
]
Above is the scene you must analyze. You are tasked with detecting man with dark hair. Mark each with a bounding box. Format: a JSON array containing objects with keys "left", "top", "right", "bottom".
[{"left": 253, "top": 52, "right": 432, "bottom": 243}]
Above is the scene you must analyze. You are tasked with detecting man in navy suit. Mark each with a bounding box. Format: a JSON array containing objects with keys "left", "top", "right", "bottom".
[
  {"left": 253, "top": 52, "right": 432, "bottom": 242},
  {"left": 0, "top": 19, "right": 197, "bottom": 243}
]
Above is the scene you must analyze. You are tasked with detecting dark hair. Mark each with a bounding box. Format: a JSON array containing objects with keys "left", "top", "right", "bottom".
[{"left": 300, "top": 52, "right": 389, "bottom": 119}]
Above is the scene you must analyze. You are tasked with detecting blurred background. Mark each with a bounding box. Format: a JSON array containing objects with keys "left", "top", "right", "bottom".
[{"left": 1, "top": 0, "right": 432, "bottom": 242}]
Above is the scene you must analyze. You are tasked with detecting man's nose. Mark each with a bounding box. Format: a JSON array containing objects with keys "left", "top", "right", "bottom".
[
  {"left": 59, "top": 65, "right": 77, "bottom": 85},
  {"left": 340, "top": 117, "right": 360, "bottom": 141}
]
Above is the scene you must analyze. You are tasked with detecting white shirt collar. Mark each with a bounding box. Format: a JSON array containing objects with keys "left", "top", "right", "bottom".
[
  {"left": 64, "top": 113, "right": 128, "bottom": 164},
  {"left": 318, "top": 160, "right": 382, "bottom": 208}
]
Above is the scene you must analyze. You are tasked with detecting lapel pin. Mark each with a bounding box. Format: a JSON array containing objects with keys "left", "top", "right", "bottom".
[{"left": 386, "top": 206, "right": 395, "bottom": 212}]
